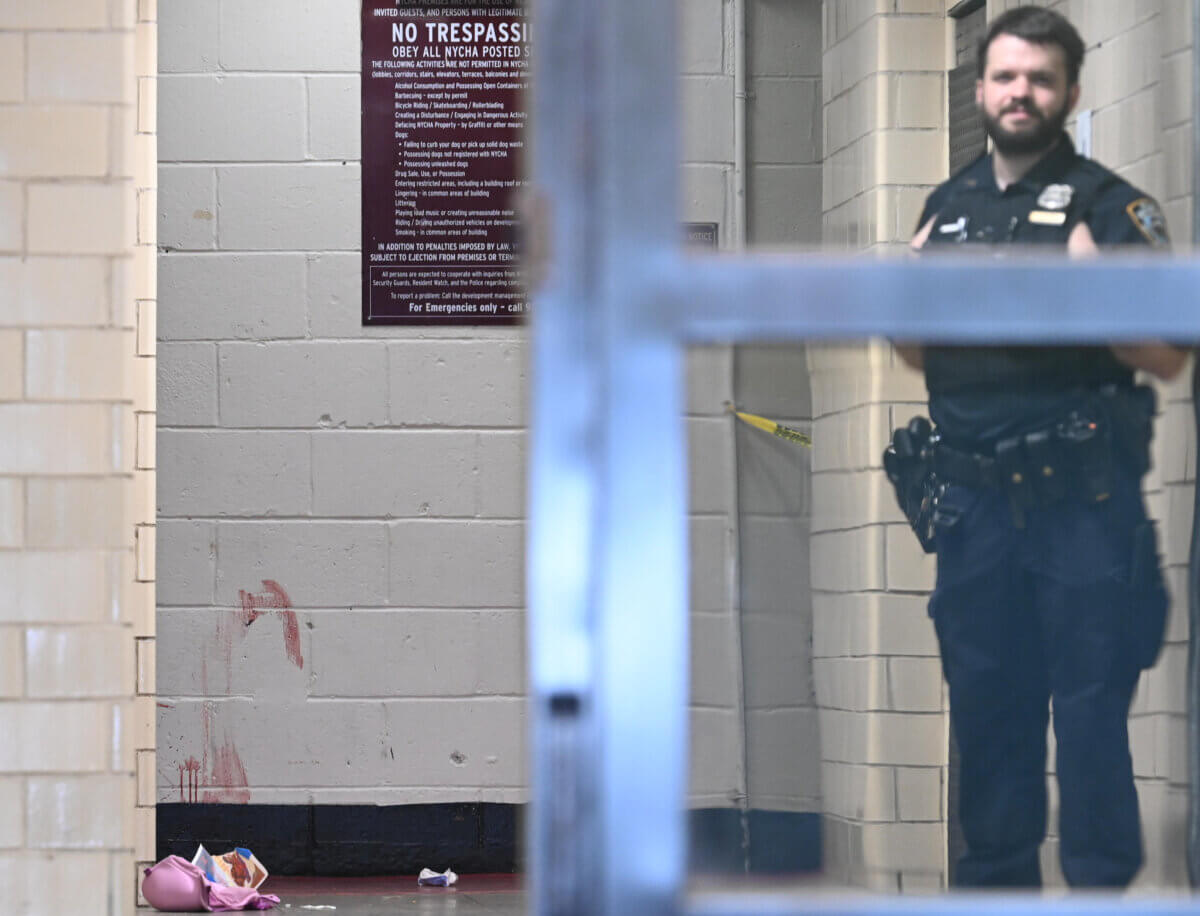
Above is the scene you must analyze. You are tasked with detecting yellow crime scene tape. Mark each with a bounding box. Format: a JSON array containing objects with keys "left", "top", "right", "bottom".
[{"left": 726, "top": 404, "right": 812, "bottom": 448}]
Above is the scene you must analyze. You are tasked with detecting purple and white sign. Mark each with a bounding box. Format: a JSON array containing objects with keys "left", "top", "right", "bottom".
[{"left": 362, "top": 0, "right": 529, "bottom": 325}]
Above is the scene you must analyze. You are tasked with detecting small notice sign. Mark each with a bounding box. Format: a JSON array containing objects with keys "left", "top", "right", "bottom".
[
  {"left": 683, "top": 222, "right": 719, "bottom": 250},
  {"left": 361, "top": 0, "right": 529, "bottom": 325}
]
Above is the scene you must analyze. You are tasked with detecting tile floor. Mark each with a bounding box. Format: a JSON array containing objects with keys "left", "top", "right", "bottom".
[
  {"left": 140, "top": 875, "right": 526, "bottom": 916},
  {"left": 273, "top": 875, "right": 525, "bottom": 915},
  {"left": 135, "top": 873, "right": 854, "bottom": 914}
]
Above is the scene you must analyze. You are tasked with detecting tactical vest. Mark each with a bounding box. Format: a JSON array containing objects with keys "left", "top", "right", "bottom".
[{"left": 920, "top": 154, "right": 1133, "bottom": 442}]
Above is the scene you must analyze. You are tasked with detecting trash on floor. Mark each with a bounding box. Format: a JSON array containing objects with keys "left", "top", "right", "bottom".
[
  {"left": 417, "top": 867, "right": 458, "bottom": 887},
  {"left": 142, "top": 854, "right": 281, "bottom": 912},
  {"left": 193, "top": 844, "right": 271, "bottom": 889}
]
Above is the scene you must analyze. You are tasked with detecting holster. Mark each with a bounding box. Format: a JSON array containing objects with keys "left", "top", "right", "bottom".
[{"left": 883, "top": 417, "right": 940, "bottom": 553}]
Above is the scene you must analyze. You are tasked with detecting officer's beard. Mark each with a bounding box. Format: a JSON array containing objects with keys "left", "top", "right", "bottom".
[{"left": 980, "top": 98, "right": 1070, "bottom": 156}]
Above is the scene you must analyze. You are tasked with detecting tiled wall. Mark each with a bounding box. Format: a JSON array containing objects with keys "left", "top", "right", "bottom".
[
  {"left": 736, "top": 0, "right": 825, "bottom": 821},
  {"left": 678, "top": 0, "right": 749, "bottom": 812},
  {"left": 734, "top": 345, "right": 822, "bottom": 817},
  {"left": 1136, "top": 0, "right": 1196, "bottom": 888},
  {"left": 746, "top": 0, "right": 823, "bottom": 246},
  {"left": 815, "top": 0, "right": 949, "bottom": 891},
  {"left": 0, "top": 0, "right": 156, "bottom": 912}
]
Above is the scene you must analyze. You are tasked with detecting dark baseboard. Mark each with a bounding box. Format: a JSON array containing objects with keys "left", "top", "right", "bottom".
[
  {"left": 689, "top": 808, "right": 822, "bottom": 875},
  {"left": 158, "top": 803, "right": 821, "bottom": 876},
  {"left": 157, "top": 803, "right": 521, "bottom": 876}
]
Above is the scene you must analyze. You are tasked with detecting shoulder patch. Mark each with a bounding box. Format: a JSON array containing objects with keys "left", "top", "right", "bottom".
[{"left": 1126, "top": 197, "right": 1169, "bottom": 246}]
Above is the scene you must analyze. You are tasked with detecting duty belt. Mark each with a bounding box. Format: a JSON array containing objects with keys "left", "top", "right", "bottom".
[
  {"left": 932, "top": 411, "right": 1117, "bottom": 527},
  {"left": 884, "top": 385, "right": 1154, "bottom": 541}
]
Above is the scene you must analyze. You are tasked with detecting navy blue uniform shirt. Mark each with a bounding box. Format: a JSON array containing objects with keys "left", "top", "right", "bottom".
[{"left": 917, "top": 135, "right": 1169, "bottom": 445}]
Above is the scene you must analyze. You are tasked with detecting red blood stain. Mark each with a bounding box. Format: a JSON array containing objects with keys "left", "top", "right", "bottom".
[
  {"left": 212, "top": 615, "right": 234, "bottom": 695},
  {"left": 203, "top": 740, "right": 251, "bottom": 805},
  {"left": 237, "top": 589, "right": 262, "bottom": 627},
  {"left": 200, "top": 703, "right": 212, "bottom": 789},
  {"left": 181, "top": 704, "right": 250, "bottom": 805},
  {"left": 179, "top": 581, "right": 304, "bottom": 806},
  {"left": 179, "top": 757, "right": 201, "bottom": 803},
  {"left": 237, "top": 579, "right": 304, "bottom": 670},
  {"left": 280, "top": 610, "right": 303, "bottom": 670}
]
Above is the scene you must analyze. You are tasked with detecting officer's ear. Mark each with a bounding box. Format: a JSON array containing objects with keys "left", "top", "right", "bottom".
[
  {"left": 975, "top": 79, "right": 983, "bottom": 109},
  {"left": 1066, "top": 81, "right": 1080, "bottom": 115}
]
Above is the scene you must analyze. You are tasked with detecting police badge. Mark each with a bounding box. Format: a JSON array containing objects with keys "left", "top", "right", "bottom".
[
  {"left": 1126, "top": 197, "right": 1169, "bottom": 246},
  {"left": 1037, "top": 184, "right": 1074, "bottom": 210}
]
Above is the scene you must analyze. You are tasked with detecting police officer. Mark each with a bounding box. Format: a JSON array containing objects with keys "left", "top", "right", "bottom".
[{"left": 896, "top": 6, "right": 1187, "bottom": 889}]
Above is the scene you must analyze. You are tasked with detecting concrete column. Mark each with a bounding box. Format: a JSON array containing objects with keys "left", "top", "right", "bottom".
[
  {"left": 816, "top": 0, "right": 949, "bottom": 892},
  {"left": 0, "top": 0, "right": 156, "bottom": 912}
]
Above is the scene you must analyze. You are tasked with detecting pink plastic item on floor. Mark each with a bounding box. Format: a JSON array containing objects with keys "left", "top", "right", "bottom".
[{"left": 142, "top": 855, "right": 281, "bottom": 912}]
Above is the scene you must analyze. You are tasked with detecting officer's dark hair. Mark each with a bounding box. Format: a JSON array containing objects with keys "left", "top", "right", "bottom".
[{"left": 976, "top": 6, "right": 1086, "bottom": 86}]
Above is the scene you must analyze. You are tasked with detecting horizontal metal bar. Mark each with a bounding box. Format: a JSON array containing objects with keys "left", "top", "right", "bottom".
[
  {"left": 689, "top": 892, "right": 1200, "bottom": 916},
  {"left": 652, "top": 253, "right": 1200, "bottom": 343}
]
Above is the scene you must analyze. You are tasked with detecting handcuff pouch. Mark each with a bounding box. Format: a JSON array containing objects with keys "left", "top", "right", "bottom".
[
  {"left": 1023, "top": 429, "right": 1068, "bottom": 504},
  {"left": 994, "top": 435, "right": 1036, "bottom": 527}
]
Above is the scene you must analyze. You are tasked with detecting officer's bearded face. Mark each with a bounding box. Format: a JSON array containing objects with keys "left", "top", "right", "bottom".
[{"left": 977, "top": 34, "right": 1075, "bottom": 156}]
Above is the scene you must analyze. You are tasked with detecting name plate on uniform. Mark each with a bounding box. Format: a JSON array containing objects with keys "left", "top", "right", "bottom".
[{"left": 1028, "top": 210, "right": 1067, "bottom": 226}]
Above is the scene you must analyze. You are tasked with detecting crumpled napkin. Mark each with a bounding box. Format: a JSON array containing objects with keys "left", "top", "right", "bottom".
[{"left": 417, "top": 867, "right": 458, "bottom": 887}]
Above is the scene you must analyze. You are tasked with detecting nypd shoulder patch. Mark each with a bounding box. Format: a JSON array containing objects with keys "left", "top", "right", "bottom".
[{"left": 1126, "top": 197, "right": 1169, "bottom": 246}]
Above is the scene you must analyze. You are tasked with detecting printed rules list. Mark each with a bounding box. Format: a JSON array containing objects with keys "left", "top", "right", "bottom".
[{"left": 362, "top": 0, "right": 529, "bottom": 325}]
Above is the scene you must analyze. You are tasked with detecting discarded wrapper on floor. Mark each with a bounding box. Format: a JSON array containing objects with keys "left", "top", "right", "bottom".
[
  {"left": 193, "top": 844, "right": 271, "bottom": 890},
  {"left": 418, "top": 867, "right": 459, "bottom": 887}
]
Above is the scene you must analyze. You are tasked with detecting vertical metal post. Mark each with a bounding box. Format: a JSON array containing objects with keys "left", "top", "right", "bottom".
[
  {"left": 1187, "top": 343, "right": 1200, "bottom": 892},
  {"left": 529, "top": 0, "right": 684, "bottom": 913},
  {"left": 1188, "top": 0, "right": 1200, "bottom": 889},
  {"left": 529, "top": 0, "right": 686, "bottom": 913},
  {"left": 527, "top": 0, "right": 603, "bottom": 912},
  {"left": 592, "top": 0, "right": 686, "bottom": 912}
]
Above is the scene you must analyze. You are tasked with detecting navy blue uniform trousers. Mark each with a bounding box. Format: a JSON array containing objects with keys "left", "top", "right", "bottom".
[{"left": 929, "top": 465, "right": 1167, "bottom": 888}]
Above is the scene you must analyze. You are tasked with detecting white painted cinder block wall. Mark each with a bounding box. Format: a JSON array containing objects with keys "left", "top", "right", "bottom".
[{"left": 156, "top": 0, "right": 748, "bottom": 809}]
